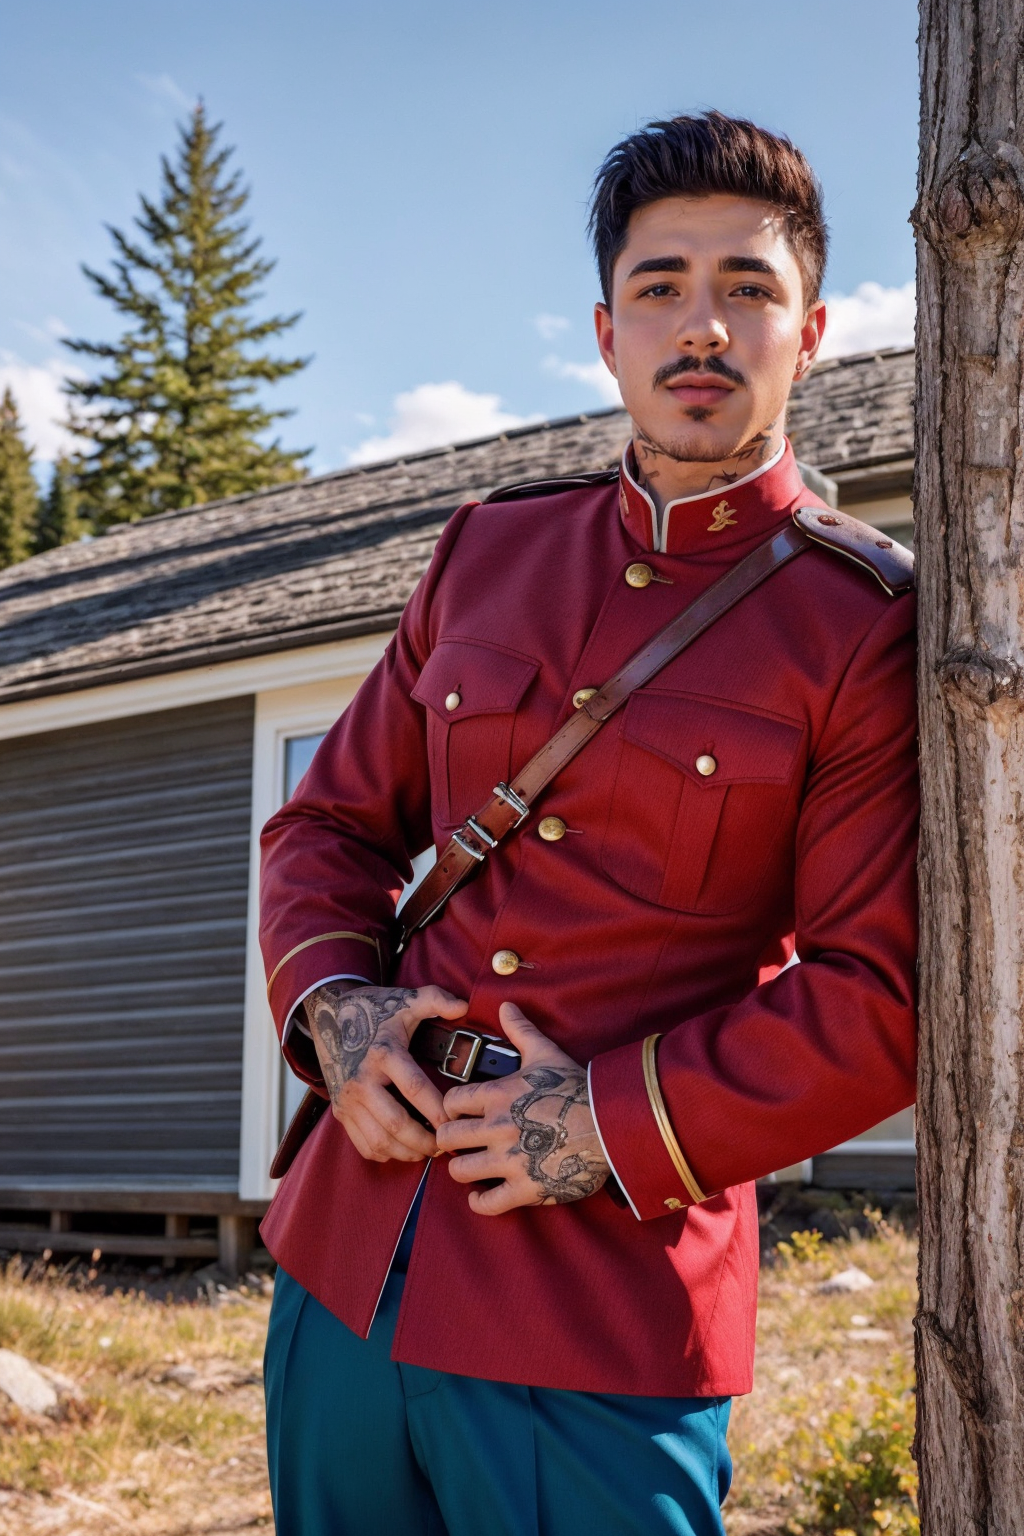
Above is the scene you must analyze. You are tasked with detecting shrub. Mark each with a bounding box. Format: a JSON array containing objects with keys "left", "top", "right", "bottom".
[
  {"left": 784, "top": 1369, "right": 918, "bottom": 1535},
  {"left": 776, "top": 1229, "right": 826, "bottom": 1265}
]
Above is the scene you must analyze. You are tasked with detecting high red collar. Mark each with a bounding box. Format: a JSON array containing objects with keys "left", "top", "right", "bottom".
[{"left": 617, "top": 439, "right": 808, "bottom": 555}]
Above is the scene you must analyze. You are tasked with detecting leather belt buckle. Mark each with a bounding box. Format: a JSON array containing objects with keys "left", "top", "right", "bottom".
[{"left": 439, "top": 1027, "right": 501, "bottom": 1082}]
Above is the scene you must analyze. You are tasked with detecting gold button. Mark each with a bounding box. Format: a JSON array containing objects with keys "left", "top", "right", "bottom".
[
  {"left": 538, "top": 816, "right": 567, "bottom": 842},
  {"left": 573, "top": 687, "right": 598, "bottom": 709},
  {"left": 491, "top": 949, "right": 520, "bottom": 976},
  {"left": 444, "top": 691, "right": 461, "bottom": 712},
  {"left": 695, "top": 754, "right": 717, "bottom": 777},
  {"left": 664, "top": 1197, "right": 683, "bottom": 1211},
  {"left": 625, "top": 562, "right": 654, "bottom": 589}
]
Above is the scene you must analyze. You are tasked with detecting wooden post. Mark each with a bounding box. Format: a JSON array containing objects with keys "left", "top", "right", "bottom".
[
  {"left": 915, "top": 1, "right": 1024, "bottom": 1528},
  {"left": 218, "top": 1214, "right": 255, "bottom": 1280},
  {"left": 164, "top": 1212, "right": 189, "bottom": 1269}
]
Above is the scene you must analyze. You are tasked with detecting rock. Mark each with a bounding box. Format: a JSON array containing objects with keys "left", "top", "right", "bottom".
[
  {"left": 0, "top": 1348, "right": 59, "bottom": 1416},
  {"left": 846, "top": 1327, "right": 894, "bottom": 1343},
  {"left": 157, "top": 1363, "right": 199, "bottom": 1388},
  {"left": 155, "top": 1358, "right": 261, "bottom": 1393},
  {"left": 816, "top": 1265, "right": 875, "bottom": 1294},
  {"left": 35, "top": 1363, "right": 84, "bottom": 1404}
]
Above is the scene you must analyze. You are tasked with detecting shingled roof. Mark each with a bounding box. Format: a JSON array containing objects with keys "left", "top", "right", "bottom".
[
  {"left": 0, "top": 348, "right": 914, "bottom": 708},
  {"left": 786, "top": 345, "right": 914, "bottom": 501}
]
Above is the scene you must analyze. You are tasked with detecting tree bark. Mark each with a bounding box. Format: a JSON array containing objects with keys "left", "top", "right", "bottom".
[{"left": 915, "top": 3, "right": 1024, "bottom": 1530}]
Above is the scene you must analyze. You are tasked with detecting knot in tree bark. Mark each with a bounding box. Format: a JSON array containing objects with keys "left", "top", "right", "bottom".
[
  {"left": 916, "top": 142, "right": 1024, "bottom": 259},
  {"left": 936, "top": 644, "right": 1024, "bottom": 717}
]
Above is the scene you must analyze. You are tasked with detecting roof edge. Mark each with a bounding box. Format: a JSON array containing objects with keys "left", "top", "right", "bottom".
[
  {"left": 0, "top": 612, "right": 406, "bottom": 709},
  {"left": 100, "top": 404, "right": 631, "bottom": 536}
]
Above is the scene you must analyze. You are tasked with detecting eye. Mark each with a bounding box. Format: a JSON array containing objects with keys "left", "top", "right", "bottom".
[
  {"left": 732, "top": 283, "right": 773, "bottom": 300},
  {"left": 637, "top": 282, "right": 677, "bottom": 299}
]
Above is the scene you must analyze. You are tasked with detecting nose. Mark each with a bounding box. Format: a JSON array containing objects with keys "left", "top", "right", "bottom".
[{"left": 675, "top": 290, "right": 729, "bottom": 354}]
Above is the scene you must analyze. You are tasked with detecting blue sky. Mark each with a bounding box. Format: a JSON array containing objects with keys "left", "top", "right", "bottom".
[{"left": 1, "top": 1, "right": 919, "bottom": 476}]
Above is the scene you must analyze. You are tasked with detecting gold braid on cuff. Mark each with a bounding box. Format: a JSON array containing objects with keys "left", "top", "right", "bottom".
[
  {"left": 266, "top": 930, "right": 383, "bottom": 996},
  {"left": 641, "top": 1034, "right": 707, "bottom": 1205}
]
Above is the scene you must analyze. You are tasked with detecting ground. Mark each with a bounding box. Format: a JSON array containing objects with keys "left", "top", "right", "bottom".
[{"left": 0, "top": 1191, "right": 917, "bottom": 1535}]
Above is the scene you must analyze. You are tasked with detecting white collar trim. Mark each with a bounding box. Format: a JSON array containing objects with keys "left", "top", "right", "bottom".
[{"left": 622, "top": 439, "right": 787, "bottom": 553}]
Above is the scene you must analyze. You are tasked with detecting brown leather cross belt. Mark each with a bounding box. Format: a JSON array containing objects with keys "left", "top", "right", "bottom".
[
  {"left": 411, "top": 1021, "right": 522, "bottom": 1082},
  {"left": 398, "top": 519, "right": 815, "bottom": 948}
]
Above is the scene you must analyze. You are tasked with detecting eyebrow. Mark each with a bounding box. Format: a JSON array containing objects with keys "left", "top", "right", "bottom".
[{"left": 625, "top": 254, "right": 781, "bottom": 281}]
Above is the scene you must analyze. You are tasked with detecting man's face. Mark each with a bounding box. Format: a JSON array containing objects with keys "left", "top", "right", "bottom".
[{"left": 594, "top": 194, "right": 825, "bottom": 464}]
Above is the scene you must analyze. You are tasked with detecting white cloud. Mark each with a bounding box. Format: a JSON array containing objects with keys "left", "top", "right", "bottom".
[
  {"left": 0, "top": 353, "right": 81, "bottom": 462},
  {"left": 136, "top": 73, "right": 194, "bottom": 112},
  {"left": 347, "top": 382, "right": 539, "bottom": 466},
  {"left": 533, "top": 313, "right": 571, "bottom": 341},
  {"left": 818, "top": 281, "right": 915, "bottom": 360},
  {"left": 543, "top": 354, "right": 623, "bottom": 407}
]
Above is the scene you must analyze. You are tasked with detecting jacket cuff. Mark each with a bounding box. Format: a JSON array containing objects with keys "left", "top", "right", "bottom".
[
  {"left": 267, "top": 931, "right": 386, "bottom": 1034},
  {"left": 588, "top": 1036, "right": 708, "bottom": 1220}
]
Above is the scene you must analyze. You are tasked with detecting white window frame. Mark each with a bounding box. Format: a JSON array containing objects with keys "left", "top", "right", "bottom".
[{"left": 238, "top": 673, "right": 376, "bottom": 1199}]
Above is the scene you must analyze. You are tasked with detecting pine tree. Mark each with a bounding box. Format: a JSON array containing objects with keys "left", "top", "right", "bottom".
[
  {"left": 64, "top": 102, "right": 309, "bottom": 526},
  {"left": 0, "top": 387, "right": 40, "bottom": 568},
  {"left": 34, "top": 455, "right": 86, "bottom": 553}
]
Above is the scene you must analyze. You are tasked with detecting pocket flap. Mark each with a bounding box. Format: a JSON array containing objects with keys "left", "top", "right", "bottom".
[
  {"left": 412, "top": 638, "right": 540, "bottom": 722},
  {"left": 623, "top": 691, "right": 804, "bottom": 785}
]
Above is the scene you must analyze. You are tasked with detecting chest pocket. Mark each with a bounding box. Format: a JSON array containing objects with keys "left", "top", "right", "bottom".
[
  {"left": 411, "top": 637, "right": 540, "bottom": 827},
  {"left": 600, "top": 690, "right": 805, "bottom": 916}
]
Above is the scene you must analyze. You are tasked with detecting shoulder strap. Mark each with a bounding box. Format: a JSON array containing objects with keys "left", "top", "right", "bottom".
[
  {"left": 484, "top": 467, "right": 619, "bottom": 503},
  {"left": 793, "top": 507, "right": 913, "bottom": 595},
  {"left": 399, "top": 517, "right": 812, "bottom": 946}
]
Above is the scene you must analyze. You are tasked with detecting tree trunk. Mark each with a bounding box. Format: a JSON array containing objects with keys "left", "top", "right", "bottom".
[{"left": 915, "top": 2, "right": 1024, "bottom": 1530}]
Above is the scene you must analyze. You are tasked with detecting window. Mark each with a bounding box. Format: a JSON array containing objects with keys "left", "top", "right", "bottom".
[{"left": 284, "top": 733, "right": 324, "bottom": 799}]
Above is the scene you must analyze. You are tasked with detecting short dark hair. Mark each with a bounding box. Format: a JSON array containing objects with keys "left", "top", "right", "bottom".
[{"left": 588, "top": 110, "right": 828, "bottom": 307}]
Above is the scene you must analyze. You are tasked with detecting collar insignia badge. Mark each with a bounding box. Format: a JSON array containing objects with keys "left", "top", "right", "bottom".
[{"left": 707, "top": 499, "right": 738, "bottom": 533}]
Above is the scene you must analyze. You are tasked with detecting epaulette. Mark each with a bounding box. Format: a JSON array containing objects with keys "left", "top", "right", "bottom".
[
  {"left": 484, "top": 467, "right": 619, "bottom": 504},
  {"left": 793, "top": 506, "right": 914, "bottom": 596}
]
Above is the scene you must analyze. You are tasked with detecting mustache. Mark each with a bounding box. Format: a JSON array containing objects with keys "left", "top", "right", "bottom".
[{"left": 652, "top": 354, "right": 746, "bottom": 390}]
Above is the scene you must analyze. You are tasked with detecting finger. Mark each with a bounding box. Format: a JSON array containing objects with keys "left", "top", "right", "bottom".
[
  {"left": 498, "top": 1001, "right": 551, "bottom": 1060},
  {"left": 351, "top": 1108, "right": 429, "bottom": 1162},
  {"left": 348, "top": 1102, "right": 432, "bottom": 1163},
  {"left": 408, "top": 985, "right": 470, "bottom": 1024},
  {"left": 442, "top": 1080, "right": 492, "bottom": 1119},
  {"left": 436, "top": 1114, "right": 510, "bottom": 1152},
  {"left": 341, "top": 1116, "right": 374, "bottom": 1161},
  {"left": 386, "top": 1049, "right": 448, "bottom": 1130},
  {"left": 446, "top": 1150, "right": 511, "bottom": 1184},
  {"left": 468, "top": 1179, "right": 541, "bottom": 1216},
  {"left": 350, "top": 1089, "right": 438, "bottom": 1160}
]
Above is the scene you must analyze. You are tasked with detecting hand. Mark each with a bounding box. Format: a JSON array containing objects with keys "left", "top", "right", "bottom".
[
  {"left": 435, "top": 1002, "right": 610, "bottom": 1215},
  {"left": 303, "top": 983, "right": 468, "bottom": 1163}
]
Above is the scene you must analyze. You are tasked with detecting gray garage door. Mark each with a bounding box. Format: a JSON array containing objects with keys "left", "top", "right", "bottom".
[{"left": 0, "top": 696, "right": 254, "bottom": 1189}]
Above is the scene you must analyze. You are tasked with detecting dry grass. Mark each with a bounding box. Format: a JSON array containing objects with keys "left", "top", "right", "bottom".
[
  {"left": 0, "top": 1257, "right": 272, "bottom": 1533},
  {"left": 726, "top": 1204, "right": 918, "bottom": 1535},
  {"left": 0, "top": 1202, "right": 918, "bottom": 1535}
]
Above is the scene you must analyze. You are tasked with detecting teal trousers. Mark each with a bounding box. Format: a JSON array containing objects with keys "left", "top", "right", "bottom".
[{"left": 265, "top": 1263, "right": 732, "bottom": 1536}]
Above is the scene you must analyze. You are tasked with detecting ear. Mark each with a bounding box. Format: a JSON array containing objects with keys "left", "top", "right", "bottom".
[
  {"left": 594, "top": 301, "right": 618, "bottom": 378},
  {"left": 794, "top": 299, "right": 826, "bottom": 379}
]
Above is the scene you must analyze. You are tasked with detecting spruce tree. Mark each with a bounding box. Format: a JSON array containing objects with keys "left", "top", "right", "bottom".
[
  {"left": 34, "top": 455, "right": 86, "bottom": 552},
  {"left": 64, "top": 102, "right": 309, "bottom": 526},
  {"left": 0, "top": 387, "right": 40, "bottom": 568}
]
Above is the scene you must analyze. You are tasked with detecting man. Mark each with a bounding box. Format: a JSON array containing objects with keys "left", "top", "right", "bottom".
[{"left": 259, "top": 110, "right": 917, "bottom": 1535}]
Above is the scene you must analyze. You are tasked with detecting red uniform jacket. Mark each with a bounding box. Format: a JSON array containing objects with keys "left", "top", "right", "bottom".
[{"left": 259, "top": 442, "right": 918, "bottom": 1397}]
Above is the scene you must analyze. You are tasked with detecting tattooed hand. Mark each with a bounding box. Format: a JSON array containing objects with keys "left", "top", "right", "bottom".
[
  {"left": 303, "top": 983, "right": 468, "bottom": 1163},
  {"left": 435, "top": 1002, "right": 610, "bottom": 1215}
]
